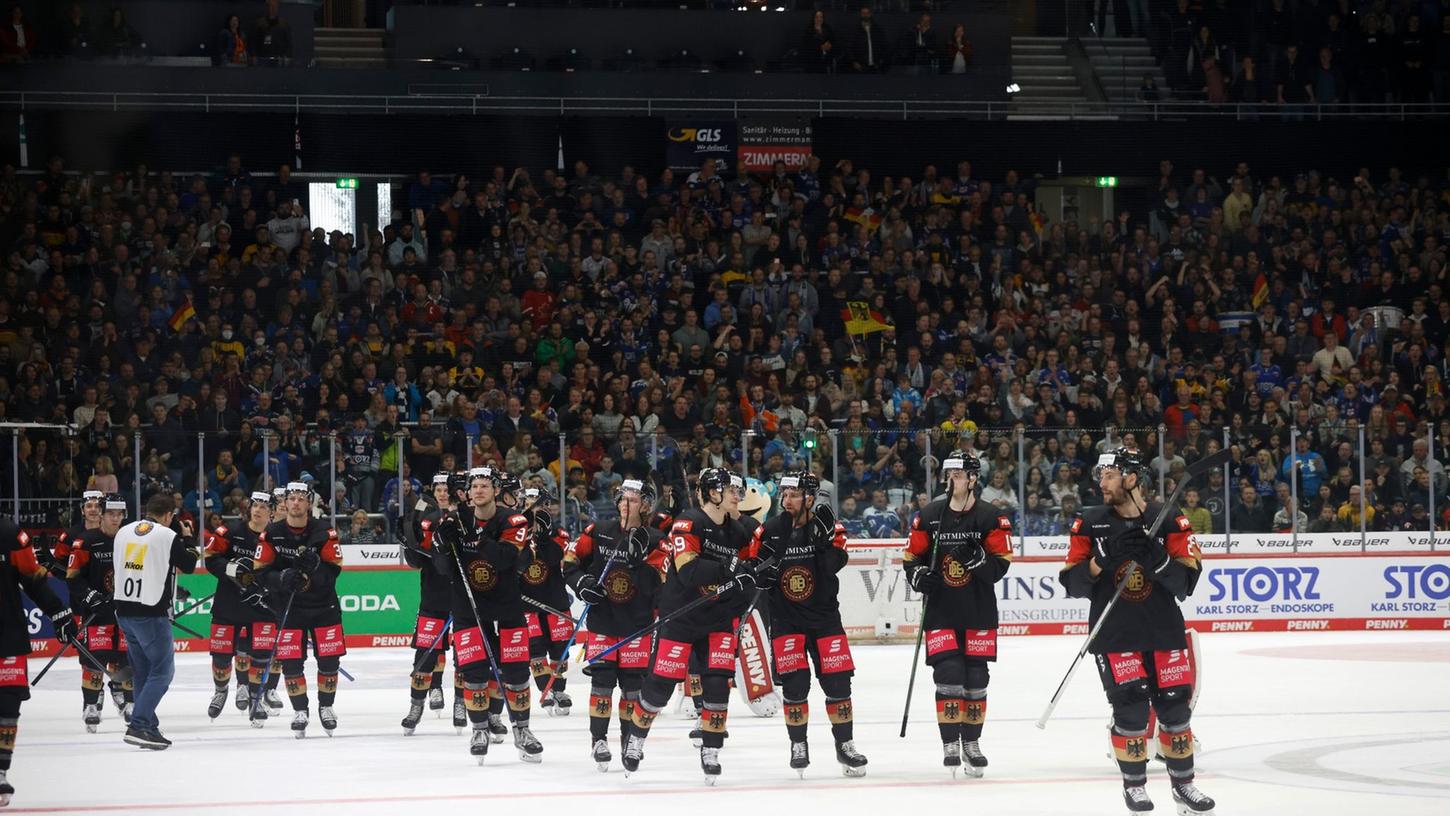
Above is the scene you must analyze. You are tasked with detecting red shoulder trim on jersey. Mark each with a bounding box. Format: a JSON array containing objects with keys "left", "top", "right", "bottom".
[
  {"left": 670, "top": 519, "right": 694, "bottom": 534},
  {"left": 997, "top": 516, "right": 1012, "bottom": 530},
  {"left": 1069, "top": 517, "right": 1083, "bottom": 534}
]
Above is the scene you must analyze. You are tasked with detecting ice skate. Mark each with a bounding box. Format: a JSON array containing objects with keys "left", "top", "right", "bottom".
[
  {"left": 790, "top": 741, "right": 810, "bottom": 778},
  {"left": 207, "top": 689, "right": 228, "bottom": 721},
  {"left": 943, "top": 740, "right": 962, "bottom": 778},
  {"left": 592, "top": 738, "right": 612, "bottom": 772},
  {"left": 402, "top": 700, "right": 425, "bottom": 735},
  {"left": 470, "top": 727, "right": 490, "bottom": 764},
  {"left": 487, "top": 713, "right": 508, "bottom": 744},
  {"left": 836, "top": 740, "right": 868, "bottom": 777},
  {"left": 264, "top": 688, "right": 283, "bottom": 710},
  {"left": 701, "top": 745, "right": 722, "bottom": 785},
  {"left": 543, "top": 690, "right": 572, "bottom": 716},
  {"left": 961, "top": 740, "right": 987, "bottom": 778},
  {"left": 622, "top": 733, "right": 645, "bottom": 776},
  {"left": 1171, "top": 782, "right": 1215, "bottom": 815},
  {"left": 513, "top": 724, "right": 543, "bottom": 763},
  {"left": 290, "top": 709, "right": 309, "bottom": 738},
  {"left": 1124, "top": 784, "right": 1155, "bottom": 812},
  {"left": 452, "top": 696, "right": 467, "bottom": 733},
  {"left": 319, "top": 706, "right": 337, "bottom": 735},
  {"left": 83, "top": 704, "right": 101, "bottom": 734},
  {"left": 428, "top": 687, "right": 445, "bottom": 714}
]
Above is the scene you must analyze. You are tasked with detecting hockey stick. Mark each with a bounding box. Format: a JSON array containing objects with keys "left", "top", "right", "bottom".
[
  {"left": 587, "top": 558, "right": 777, "bottom": 665},
  {"left": 1035, "top": 448, "right": 1231, "bottom": 729},
  {"left": 541, "top": 553, "right": 619, "bottom": 698},
  {"left": 899, "top": 534, "right": 939, "bottom": 738},
  {"left": 521, "top": 594, "right": 581, "bottom": 625},
  {"left": 411, "top": 614, "right": 454, "bottom": 674},
  {"left": 30, "top": 613, "right": 97, "bottom": 687},
  {"left": 251, "top": 590, "right": 295, "bottom": 719},
  {"left": 172, "top": 590, "right": 218, "bottom": 619}
]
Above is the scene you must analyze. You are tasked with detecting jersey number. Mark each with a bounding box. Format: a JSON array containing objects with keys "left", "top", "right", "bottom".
[{"left": 123, "top": 577, "right": 142, "bottom": 598}]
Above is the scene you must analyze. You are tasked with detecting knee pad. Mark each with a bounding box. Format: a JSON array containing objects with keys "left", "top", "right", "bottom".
[
  {"left": 700, "top": 674, "right": 731, "bottom": 703},
  {"left": 460, "top": 664, "right": 493, "bottom": 685},
  {"left": 964, "top": 661, "right": 990, "bottom": 694},
  {"left": 1110, "top": 693, "right": 1151, "bottom": 735},
  {"left": 932, "top": 655, "right": 967, "bottom": 688},
  {"left": 0, "top": 688, "right": 22, "bottom": 718},
  {"left": 281, "top": 659, "right": 306, "bottom": 678},
  {"left": 589, "top": 664, "right": 619, "bottom": 688},
  {"left": 818, "top": 672, "right": 852, "bottom": 700},
  {"left": 316, "top": 656, "right": 340, "bottom": 674},
  {"left": 779, "top": 669, "right": 811, "bottom": 703},
  {"left": 1152, "top": 687, "right": 1193, "bottom": 729}
]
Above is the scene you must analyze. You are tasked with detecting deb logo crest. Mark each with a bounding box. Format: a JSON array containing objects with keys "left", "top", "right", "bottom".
[
  {"left": 668, "top": 127, "right": 724, "bottom": 143},
  {"left": 1207, "top": 566, "right": 1321, "bottom": 602},
  {"left": 1383, "top": 564, "right": 1450, "bottom": 600}
]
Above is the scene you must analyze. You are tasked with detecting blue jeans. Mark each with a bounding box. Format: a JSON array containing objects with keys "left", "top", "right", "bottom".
[{"left": 117, "top": 615, "right": 175, "bottom": 732}]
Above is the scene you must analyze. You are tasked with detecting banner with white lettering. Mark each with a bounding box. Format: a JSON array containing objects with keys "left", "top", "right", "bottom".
[
  {"left": 838, "top": 540, "right": 1450, "bottom": 639},
  {"left": 666, "top": 121, "right": 737, "bottom": 174},
  {"left": 737, "top": 117, "right": 813, "bottom": 173}
]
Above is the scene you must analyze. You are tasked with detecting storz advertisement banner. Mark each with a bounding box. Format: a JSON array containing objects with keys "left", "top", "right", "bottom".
[
  {"left": 666, "top": 121, "right": 736, "bottom": 174},
  {"left": 737, "top": 117, "right": 813, "bottom": 173}
]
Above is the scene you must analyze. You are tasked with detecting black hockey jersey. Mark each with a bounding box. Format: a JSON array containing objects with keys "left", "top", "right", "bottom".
[
  {"left": 2, "top": 520, "right": 65, "bottom": 658},
  {"left": 204, "top": 523, "right": 266, "bottom": 623},
  {"left": 254, "top": 519, "right": 342, "bottom": 613},
  {"left": 434, "top": 505, "right": 529, "bottom": 622},
  {"left": 406, "top": 500, "right": 454, "bottom": 612},
  {"left": 563, "top": 520, "right": 666, "bottom": 636},
  {"left": 1060, "top": 502, "right": 1201, "bottom": 653},
  {"left": 745, "top": 512, "right": 849, "bottom": 628},
  {"left": 903, "top": 497, "right": 1014, "bottom": 630},
  {"left": 659, "top": 507, "right": 748, "bottom": 628},
  {"left": 65, "top": 527, "right": 119, "bottom": 624}
]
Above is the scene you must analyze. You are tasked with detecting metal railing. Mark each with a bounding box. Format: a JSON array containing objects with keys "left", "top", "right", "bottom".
[{"left": 3, "top": 90, "right": 1447, "bottom": 120}]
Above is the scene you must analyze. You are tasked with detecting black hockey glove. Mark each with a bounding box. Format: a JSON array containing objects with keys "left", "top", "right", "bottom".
[
  {"left": 627, "top": 525, "right": 652, "bottom": 564},
  {"left": 575, "top": 573, "right": 608, "bottom": 605},
  {"left": 79, "top": 588, "right": 110, "bottom": 611},
  {"left": 50, "top": 608, "right": 78, "bottom": 644},
  {"left": 280, "top": 568, "right": 308, "bottom": 591},
  {"left": 241, "top": 583, "right": 274, "bottom": 612},
  {"left": 295, "top": 548, "right": 322, "bottom": 575},
  {"left": 527, "top": 506, "right": 552, "bottom": 531},
  {"left": 433, "top": 514, "right": 463, "bottom": 555},
  {"left": 906, "top": 563, "right": 943, "bottom": 593},
  {"left": 810, "top": 503, "right": 837, "bottom": 547},
  {"left": 950, "top": 542, "right": 987, "bottom": 572},
  {"left": 225, "top": 557, "right": 254, "bottom": 583},
  {"left": 729, "top": 557, "right": 770, "bottom": 591}
]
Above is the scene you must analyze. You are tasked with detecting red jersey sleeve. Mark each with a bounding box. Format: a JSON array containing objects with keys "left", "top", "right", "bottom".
[
  {"left": 53, "top": 531, "right": 72, "bottom": 562},
  {"left": 668, "top": 518, "right": 702, "bottom": 570},
  {"left": 321, "top": 529, "right": 342, "bottom": 565},
  {"left": 742, "top": 524, "right": 763, "bottom": 560},
  {"left": 1063, "top": 515, "right": 1092, "bottom": 571},
  {"left": 1166, "top": 514, "right": 1201, "bottom": 569},
  {"left": 503, "top": 514, "right": 531, "bottom": 550},
  {"left": 566, "top": 523, "right": 595, "bottom": 566},
  {"left": 204, "top": 525, "right": 230, "bottom": 556},
  {"left": 65, "top": 539, "right": 91, "bottom": 575},
  {"left": 418, "top": 518, "right": 435, "bottom": 552},
  {"left": 985, "top": 515, "right": 1014, "bottom": 559},
  {"left": 8, "top": 531, "right": 48, "bottom": 581},
  {"left": 831, "top": 522, "right": 847, "bottom": 551},
  {"left": 904, "top": 513, "right": 930, "bottom": 562},
  {"left": 253, "top": 531, "right": 277, "bottom": 568}
]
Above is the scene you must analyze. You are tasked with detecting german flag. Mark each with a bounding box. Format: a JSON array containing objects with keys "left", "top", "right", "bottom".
[
  {"left": 168, "top": 297, "right": 196, "bottom": 332},
  {"left": 1250, "top": 273, "right": 1269, "bottom": 309},
  {"left": 841, "top": 301, "right": 891, "bottom": 335}
]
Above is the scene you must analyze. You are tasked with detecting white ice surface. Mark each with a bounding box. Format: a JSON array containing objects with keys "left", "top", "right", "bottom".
[{"left": 7, "top": 631, "right": 1450, "bottom": 815}]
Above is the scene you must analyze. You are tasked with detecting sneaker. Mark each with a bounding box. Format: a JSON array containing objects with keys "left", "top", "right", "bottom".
[
  {"left": 1124, "top": 784, "right": 1155, "bottom": 812},
  {"left": 513, "top": 724, "right": 544, "bottom": 763},
  {"left": 402, "top": 700, "right": 425, "bottom": 735},
  {"left": 835, "top": 740, "right": 868, "bottom": 777},
  {"left": 1171, "top": 782, "right": 1215, "bottom": 814},
  {"left": 123, "top": 726, "right": 171, "bottom": 750},
  {"left": 790, "top": 741, "right": 810, "bottom": 777}
]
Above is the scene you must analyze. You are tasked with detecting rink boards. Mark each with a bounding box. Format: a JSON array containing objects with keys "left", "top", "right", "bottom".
[{"left": 22, "top": 533, "right": 1450, "bottom": 656}]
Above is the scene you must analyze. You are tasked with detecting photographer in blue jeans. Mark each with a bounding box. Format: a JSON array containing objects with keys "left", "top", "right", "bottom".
[{"left": 114, "top": 494, "right": 199, "bottom": 750}]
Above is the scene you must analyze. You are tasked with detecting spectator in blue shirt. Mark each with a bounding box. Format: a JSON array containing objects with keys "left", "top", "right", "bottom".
[{"left": 1281, "top": 434, "right": 1327, "bottom": 496}]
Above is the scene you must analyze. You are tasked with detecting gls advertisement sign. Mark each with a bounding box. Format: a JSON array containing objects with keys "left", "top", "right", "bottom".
[{"left": 666, "top": 121, "right": 737, "bottom": 173}]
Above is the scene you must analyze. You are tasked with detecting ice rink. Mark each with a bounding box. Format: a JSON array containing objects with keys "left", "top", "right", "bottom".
[{"left": 7, "top": 630, "right": 1449, "bottom": 815}]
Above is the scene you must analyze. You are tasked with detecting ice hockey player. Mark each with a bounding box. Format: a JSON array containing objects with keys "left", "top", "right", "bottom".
[
  {"left": 65, "top": 494, "right": 135, "bottom": 732},
  {"left": 253, "top": 481, "right": 345, "bottom": 737},
  {"left": 902, "top": 451, "right": 1013, "bottom": 778},
  {"left": 516, "top": 488, "right": 573, "bottom": 716},
  {"left": 1061, "top": 448, "right": 1215, "bottom": 815},
  {"left": 563, "top": 478, "right": 665, "bottom": 771},
  {"left": 621, "top": 467, "right": 765, "bottom": 784},
  {"left": 202, "top": 491, "right": 275, "bottom": 720},
  {"left": 743, "top": 471, "right": 867, "bottom": 777},
  {"left": 401, "top": 473, "right": 465, "bottom": 735},
  {"left": 43, "top": 490, "right": 103, "bottom": 579},
  {"left": 1, "top": 515, "right": 78, "bottom": 806},
  {"left": 431, "top": 467, "right": 544, "bottom": 764}
]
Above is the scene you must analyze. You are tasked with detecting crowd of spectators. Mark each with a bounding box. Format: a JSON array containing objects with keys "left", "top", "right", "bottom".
[
  {"left": 1, "top": 139, "right": 1447, "bottom": 542},
  {"left": 1146, "top": 0, "right": 1450, "bottom": 105},
  {"left": 0, "top": 1, "right": 292, "bottom": 65}
]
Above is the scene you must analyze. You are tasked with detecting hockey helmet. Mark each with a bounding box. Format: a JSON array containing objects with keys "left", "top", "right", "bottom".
[
  {"left": 1093, "top": 447, "right": 1149, "bottom": 486},
  {"left": 696, "top": 467, "right": 732, "bottom": 503}
]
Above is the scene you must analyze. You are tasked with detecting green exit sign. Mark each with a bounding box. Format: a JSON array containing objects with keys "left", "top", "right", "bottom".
[
  {"left": 1096, "top": 176, "right": 1118, "bottom": 188},
  {"left": 336, "top": 178, "right": 359, "bottom": 189}
]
